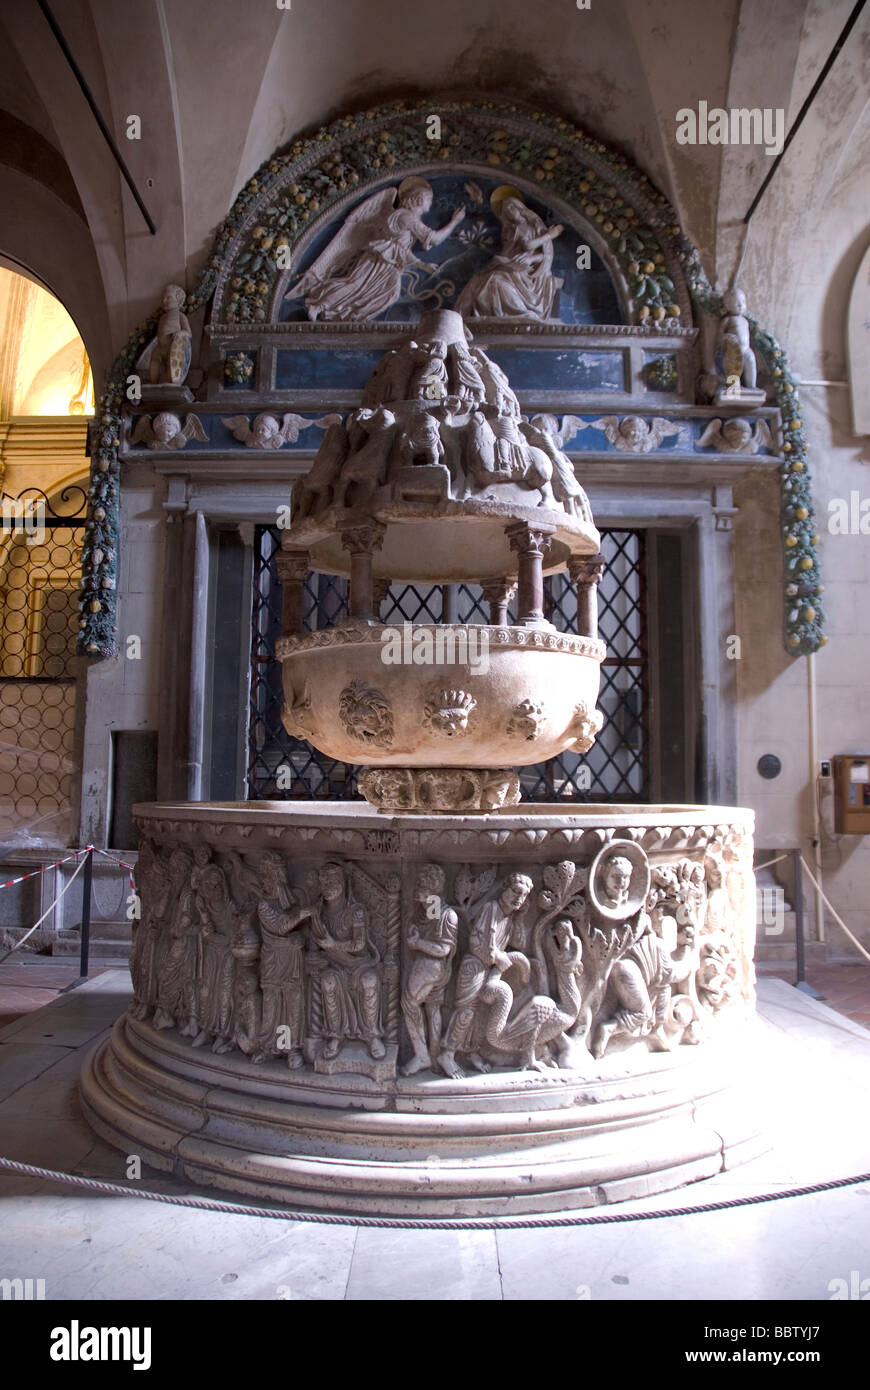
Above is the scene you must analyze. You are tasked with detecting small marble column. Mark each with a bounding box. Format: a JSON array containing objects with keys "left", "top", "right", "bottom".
[
  {"left": 276, "top": 550, "right": 309, "bottom": 635},
  {"left": 480, "top": 576, "right": 517, "bottom": 626},
  {"left": 505, "top": 522, "right": 554, "bottom": 625},
  {"left": 568, "top": 553, "right": 605, "bottom": 639},
  {"left": 341, "top": 523, "right": 386, "bottom": 619}
]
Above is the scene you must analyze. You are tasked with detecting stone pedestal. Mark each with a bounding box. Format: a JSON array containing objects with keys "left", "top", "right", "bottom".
[{"left": 80, "top": 800, "right": 765, "bottom": 1215}]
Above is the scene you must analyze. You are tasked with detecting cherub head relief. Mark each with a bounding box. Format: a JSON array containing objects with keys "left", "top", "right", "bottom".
[{"left": 130, "top": 412, "right": 207, "bottom": 451}]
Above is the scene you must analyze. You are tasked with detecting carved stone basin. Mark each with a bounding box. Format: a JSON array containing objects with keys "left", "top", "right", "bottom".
[
  {"left": 278, "top": 621, "right": 606, "bottom": 780},
  {"left": 80, "top": 800, "right": 766, "bottom": 1216}
]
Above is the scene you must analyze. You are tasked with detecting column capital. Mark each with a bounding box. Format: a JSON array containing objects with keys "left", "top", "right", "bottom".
[
  {"left": 276, "top": 549, "right": 310, "bottom": 583},
  {"left": 505, "top": 520, "right": 555, "bottom": 557},
  {"left": 568, "top": 552, "right": 605, "bottom": 587},
  {"left": 341, "top": 522, "right": 386, "bottom": 555},
  {"left": 480, "top": 576, "right": 517, "bottom": 607}
]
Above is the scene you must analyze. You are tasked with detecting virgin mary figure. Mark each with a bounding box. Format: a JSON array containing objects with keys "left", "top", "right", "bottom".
[
  {"left": 286, "top": 178, "right": 464, "bottom": 322},
  {"left": 457, "top": 188, "right": 564, "bottom": 321}
]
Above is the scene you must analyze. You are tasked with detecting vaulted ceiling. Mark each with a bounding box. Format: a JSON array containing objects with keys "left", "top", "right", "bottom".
[{"left": 0, "top": 0, "right": 866, "bottom": 384}]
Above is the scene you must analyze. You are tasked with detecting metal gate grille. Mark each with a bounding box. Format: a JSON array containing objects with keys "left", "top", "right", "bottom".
[
  {"left": 247, "top": 526, "right": 648, "bottom": 802},
  {"left": 0, "top": 485, "right": 86, "bottom": 840}
]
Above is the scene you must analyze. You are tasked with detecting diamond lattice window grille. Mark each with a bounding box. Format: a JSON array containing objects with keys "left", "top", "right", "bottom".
[{"left": 247, "top": 527, "right": 648, "bottom": 803}]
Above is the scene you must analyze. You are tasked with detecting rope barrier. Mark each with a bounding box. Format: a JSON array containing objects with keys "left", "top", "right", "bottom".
[
  {"left": 800, "top": 854, "right": 870, "bottom": 967},
  {"left": 0, "top": 851, "right": 90, "bottom": 963},
  {"left": 0, "top": 1154, "right": 867, "bottom": 1229},
  {"left": 754, "top": 853, "right": 791, "bottom": 873},
  {"left": 0, "top": 848, "right": 87, "bottom": 893}
]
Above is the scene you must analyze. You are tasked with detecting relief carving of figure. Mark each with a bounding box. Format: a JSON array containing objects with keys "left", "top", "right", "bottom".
[
  {"left": 408, "top": 339, "right": 449, "bottom": 401},
  {"left": 361, "top": 347, "right": 412, "bottom": 407},
  {"left": 697, "top": 936, "right": 738, "bottom": 1012},
  {"left": 149, "top": 284, "right": 191, "bottom": 385},
  {"left": 152, "top": 849, "right": 199, "bottom": 1036},
  {"left": 697, "top": 416, "right": 773, "bottom": 455},
  {"left": 231, "top": 917, "right": 263, "bottom": 1061},
  {"left": 448, "top": 339, "right": 488, "bottom": 409},
  {"left": 129, "top": 840, "right": 172, "bottom": 1020},
  {"left": 591, "top": 416, "right": 681, "bottom": 453},
  {"left": 580, "top": 843, "right": 672, "bottom": 1059},
  {"left": 192, "top": 862, "right": 237, "bottom": 1054},
  {"left": 308, "top": 862, "right": 385, "bottom": 1062},
  {"left": 483, "top": 917, "right": 584, "bottom": 1070},
  {"left": 488, "top": 413, "right": 556, "bottom": 506},
  {"left": 396, "top": 412, "right": 445, "bottom": 471},
  {"left": 437, "top": 871, "right": 533, "bottom": 1078},
  {"left": 332, "top": 406, "right": 397, "bottom": 509},
  {"left": 292, "top": 420, "right": 350, "bottom": 518},
  {"left": 130, "top": 412, "right": 207, "bottom": 451},
  {"left": 468, "top": 349, "right": 517, "bottom": 416},
  {"left": 222, "top": 411, "right": 338, "bottom": 450},
  {"left": 523, "top": 414, "right": 593, "bottom": 519},
  {"left": 256, "top": 851, "right": 314, "bottom": 1069},
  {"left": 457, "top": 190, "right": 563, "bottom": 321},
  {"left": 401, "top": 864, "right": 459, "bottom": 1075},
  {"left": 590, "top": 923, "right": 675, "bottom": 1058},
  {"left": 285, "top": 178, "right": 465, "bottom": 322}
]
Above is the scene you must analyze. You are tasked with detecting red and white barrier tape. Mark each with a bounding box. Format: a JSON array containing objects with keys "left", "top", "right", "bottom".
[{"left": 0, "top": 847, "right": 88, "bottom": 892}]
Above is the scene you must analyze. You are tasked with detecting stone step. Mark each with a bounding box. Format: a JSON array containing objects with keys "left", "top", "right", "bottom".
[
  {"left": 66, "top": 918, "right": 133, "bottom": 941},
  {"left": 51, "top": 937, "right": 131, "bottom": 960},
  {"left": 754, "top": 939, "right": 827, "bottom": 966}
]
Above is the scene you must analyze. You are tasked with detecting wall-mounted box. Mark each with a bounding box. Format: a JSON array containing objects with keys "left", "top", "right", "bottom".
[{"left": 832, "top": 754, "right": 870, "bottom": 834}]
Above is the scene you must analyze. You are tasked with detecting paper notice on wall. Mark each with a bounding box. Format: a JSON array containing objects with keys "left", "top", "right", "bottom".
[{"left": 849, "top": 762, "right": 869, "bottom": 783}]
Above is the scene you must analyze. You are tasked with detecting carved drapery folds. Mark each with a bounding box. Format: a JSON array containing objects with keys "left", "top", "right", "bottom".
[{"left": 130, "top": 825, "right": 752, "bottom": 1082}]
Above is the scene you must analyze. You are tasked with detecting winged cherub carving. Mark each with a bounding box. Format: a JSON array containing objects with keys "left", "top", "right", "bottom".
[
  {"left": 221, "top": 412, "right": 341, "bottom": 449},
  {"left": 130, "top": 412, "right": 207, "bottom": 450},
  {"left": 591, "top": 416, "right": 682, "bottom": 453},
  {"left": 697, "top": 417, "right": 773, "bottom": 454},
  {"left": 283, "top": 178, "right": 464, "bottom": 322}
]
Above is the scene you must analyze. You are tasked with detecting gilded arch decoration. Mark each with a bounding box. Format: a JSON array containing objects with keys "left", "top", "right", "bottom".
[{"left": 78, "top": 97, "right": 823, "bottom": 659}]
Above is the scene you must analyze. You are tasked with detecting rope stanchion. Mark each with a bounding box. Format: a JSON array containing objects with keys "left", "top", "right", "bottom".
[
  {"left": 91, "top": 846, "right": 137, "bottom": 895},
  {"left": 0, "top": 1154, "right": 867, "bottom": 1230}
]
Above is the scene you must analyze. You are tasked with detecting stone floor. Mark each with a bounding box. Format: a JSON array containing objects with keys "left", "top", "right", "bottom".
[
  {"left": 762, "top": 961, "right": 870, "bottom": 1030},
  {"left": 0, "top": 953, "right": 127, "bottom": 1029},
  {"left": 0, "top": 970, "right": 868, "bottom": 1301}
]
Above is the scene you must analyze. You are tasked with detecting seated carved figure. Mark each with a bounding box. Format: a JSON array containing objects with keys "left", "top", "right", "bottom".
[{"left": 308, "top": 862, "right": 385, "bottom": 1062}]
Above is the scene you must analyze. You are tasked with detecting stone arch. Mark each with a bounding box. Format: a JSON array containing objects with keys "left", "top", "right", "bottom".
[{"left": 208, "top": 98, "right": 694, "bottom": 330}]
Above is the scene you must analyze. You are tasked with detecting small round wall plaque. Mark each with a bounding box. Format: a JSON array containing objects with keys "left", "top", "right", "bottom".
[{"left": 757, "top": 754, "right": 782, "bottom": 780}]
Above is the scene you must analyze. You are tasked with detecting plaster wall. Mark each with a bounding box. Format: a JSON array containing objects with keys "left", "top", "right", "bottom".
[{"left": 733, "top": 8, "right": 870, "bottom": 950}]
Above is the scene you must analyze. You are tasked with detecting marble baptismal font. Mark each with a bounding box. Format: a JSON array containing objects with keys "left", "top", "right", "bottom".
[{"left": 82, "top": 309, "right": 761, "bottom": 1214}]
